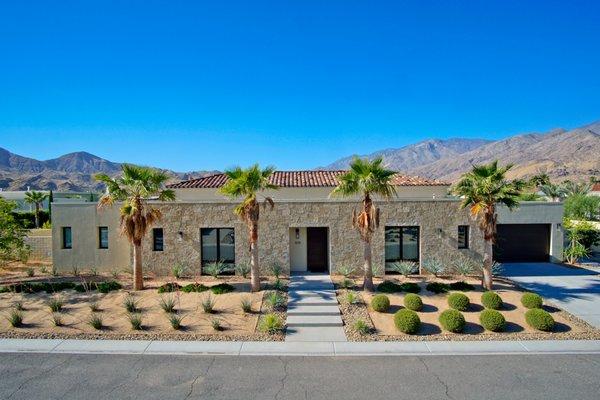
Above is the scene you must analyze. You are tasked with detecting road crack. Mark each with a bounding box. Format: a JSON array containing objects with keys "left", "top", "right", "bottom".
[
  {"left": 184, "top": 356, "right": 215, "bottom": 399},
  {"left": 418, "top": 357, "right": 455, "bottom": 400},
  {"left": 274, "top": 356, "right": 289, "bottom": 400}
]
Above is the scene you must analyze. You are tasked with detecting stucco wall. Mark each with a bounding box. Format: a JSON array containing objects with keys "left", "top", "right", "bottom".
[{"left": 25, "top": 229, "right": 52, "bottom": 262}]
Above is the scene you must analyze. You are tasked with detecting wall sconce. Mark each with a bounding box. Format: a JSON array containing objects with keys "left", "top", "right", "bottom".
[
  {"left": 556, "top": 223, "right": 562, "bottom": 230},
  {"left": 437, "top": 228, "right": 443, "bottom": 238},
  {"left": 177, "top": 231, "right": 184, "bottom": 242},
  {"left": 295, "top": 228, "right": 300, "bottom": 240}
]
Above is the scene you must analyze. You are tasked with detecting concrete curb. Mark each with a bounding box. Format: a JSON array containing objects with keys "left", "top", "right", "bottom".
[{"left": 1, "top": 339, "right": 599, "bottom": 356}]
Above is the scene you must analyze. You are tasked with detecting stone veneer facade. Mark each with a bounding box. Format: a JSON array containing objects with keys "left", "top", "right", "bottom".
[{"left": 141, "top": 199, "right": 484, "bottom": 276}]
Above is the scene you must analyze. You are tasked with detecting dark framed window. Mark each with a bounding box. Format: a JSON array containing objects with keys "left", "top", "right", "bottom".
[
  {"left": 458, "top": 225, "right": 469, "bottom": 249},
  {"left": 153, "top": 228, "right": 164, "bottom": 251},
  {"left": 62, "top": 227, "right": 72, "bottom": 249},
  {"left": 201, "top": 228, "right": 235, "bottom": 273},
  {"left": 98, "top": 227, "right": 109, "bottom": 249},
  {"left": 385, "top": 226, "right": 419, "bottom": 270}
]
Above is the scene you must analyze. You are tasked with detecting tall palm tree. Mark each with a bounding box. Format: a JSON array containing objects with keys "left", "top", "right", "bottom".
[
  {"left": 452, "top": 161, "right": 525, "bottom": 290},
  {"left": 95, "top": 165, "right": 175, "bottom": 290},
  {"left": 219, "top": 164, "right": 277, "bottom": 292},
  {"left": 24, "top": 191, "right": 49, "bottom": 228},
  {"left": 539, "top": 183, "right": 567, "bottom": 202},
  {"left": 330, "top": 157, "right": 396, "bottom": 292},
  {"left": 561, "top": 180, "right": 591, "bottom": 196}
]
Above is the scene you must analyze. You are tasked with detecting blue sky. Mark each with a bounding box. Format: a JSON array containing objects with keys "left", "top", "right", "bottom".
[{"left": 1, "top": 1, "right": 599, "bottom": 171}]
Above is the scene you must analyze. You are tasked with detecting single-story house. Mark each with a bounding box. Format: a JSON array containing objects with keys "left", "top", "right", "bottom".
[{"left": 51, "top": 171, "right": 564, "bottom": 275}]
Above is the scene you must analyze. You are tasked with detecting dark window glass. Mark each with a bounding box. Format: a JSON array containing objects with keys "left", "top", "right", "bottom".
[
  {"left": 385, "top": 226, "right": 419, "bottom": 270},
  {"left": 98, "top": 227, "right": 109, "bottom": 249},
  {"left": 458, "top": 225, "right": 469, "bottom": 249},
  {"left": 62, "top": 227, "right": 72, "bottom": 249},
  {"left": 201, "top": 228, "right": 235, "bottom": 273},
  {"left": 153, "top": 228, "right": 164, "bottom": 251}
]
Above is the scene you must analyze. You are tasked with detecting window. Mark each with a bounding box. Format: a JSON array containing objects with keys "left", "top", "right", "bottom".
[
  {"left": 385, "top": 226, "right": 419, "bottom": 270},
  {"left": 62, "top": 227, "right": 72, "bottom": 249},
  {"left": 98, "top": 227, "right": 109, "bottom": 249},
  {"left": 201, "top": 228, "right": 235, "bottom": 272},
  {"left": 458, "top": 225, "right": 469, "bottom": 249},
  {"left": 153, "top": 228, "right": 164, "bottom": 251}
]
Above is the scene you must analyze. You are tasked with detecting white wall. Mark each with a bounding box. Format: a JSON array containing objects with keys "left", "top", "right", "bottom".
[{"left": 289, "top": 227, "right": 307, "bottom": 272}]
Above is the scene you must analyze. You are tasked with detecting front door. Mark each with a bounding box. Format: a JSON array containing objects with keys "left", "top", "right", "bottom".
[{"left": 307, "top": 227, "right": 328, "bottom": 273}]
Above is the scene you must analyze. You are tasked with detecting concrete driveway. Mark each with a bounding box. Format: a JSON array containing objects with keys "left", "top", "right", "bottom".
[{"left": 502, "top": 262, "right": 600, "bottom": 328}]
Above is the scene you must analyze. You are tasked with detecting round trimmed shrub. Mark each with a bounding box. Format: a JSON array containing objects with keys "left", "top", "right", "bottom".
[
  {"left": 521, "top": 292, "right": 543, "bottom": 309},
  {"left": 403, "top": 293, "right": 423, "bottom": 311},
  {"left": 481, "top": 291, "right": 503, "bottom": 310},
  {"left": 394, "top": 309, "right": 421, "bottom": 334},
  {"left": 447, "top": 292, "right": 470, "bottom": 311},
  {"left": 439, "top": 309, "right": 466, "bottom": 333},
  {"left": 479, "top": 309, "right": 506, "bottom": 332},
  {"left": 371, "top": 294, "right": 390, "bottom": 312},
  {"left": 525, "top": 309, "right": 555, "bottom": 331}
]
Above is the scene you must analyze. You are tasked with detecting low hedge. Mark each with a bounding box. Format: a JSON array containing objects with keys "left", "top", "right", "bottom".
[
  {"left": 401, "top": 282, "right": 421, "bottom": 293},
  {"left": 394, "top": 309, "right": 421, "bottom": 334},
  {"left": 426, "top": 282, "right": 449, "bottom": 294},
  {"left": 447, "top": 292, "right": 470, "bottom": 311},
  {"left": 377, "top": 281, "right": 403, "bottom": 293},
  {"left": 481, "top": 291, "right": 503, "bottom": 310},
  {"left": 439, "top": 309, "right": 465, "bottom": 333},
  {"left": 210, "top": 283, "right": 235, "bottom": 294},
  {"left": 403, "top": 293, "right": 423, "bottom": 311},
  {"left": 371, "top": 294, "right": 390, "bottom": 312},
  {"left": 158, "top": 282, "right": 181, "bottom": 293},
  {"left": 521, "top": 292, "right": 543, "bottom": 309},
  {"left": 0, "top": 280, "right": 121, "bottom": 294},
  {"left": 181, "top": 283, "right": 210, "bottom": 293},
  {"left": 448, "top": 281, "right": 475, "bottom": 291},
  {"left": 525, "top": 309, "right": 555, "bottom": 331},
  {"left": 479, "top": 309, "right": 506, "bottom": 332}
]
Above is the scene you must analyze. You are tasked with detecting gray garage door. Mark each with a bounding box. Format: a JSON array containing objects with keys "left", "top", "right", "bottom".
[{"left": 493, "top": 224, "right": 551, "bottom": 262}]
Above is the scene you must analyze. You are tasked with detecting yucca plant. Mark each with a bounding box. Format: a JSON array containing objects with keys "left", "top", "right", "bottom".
[
  {"left": 168, "top": 313, "right": 184, "bottom": 330},
  {"left": 25, "top": 267, "right": 35, "bottom": 277},
  {"left": 234, "top": 263, "right": 251, "bottom": 278},
  {"left": 89, "top": 301, "right": 101, "bottom": 312},
  {"left": 201, "top": 294, "right": 216, "bottom": 313},
  {"left": 265, "top": 291, "right": 285, "bottom": 311},
  {"left": 171, "top": 263, "right": 187, "bottom": 279},
  {"left": 211, "top": 318, "right": 223, "bottom": 331},
  {"left": 123, "top": 295, "right": 138, "bottom": 313},
  {"left": 88, "top": 313, "right": 103, "bottom": 330},
  {"left": 453, "top": 259, "right": 476, "bottom": 277},
  {"left": 7, "top": 309, "right": 24, "bottom": 327},
  {"left": 389, "top": 261, "right": 418, "bottom": 277},
  {"left": 47, "top": 297, "right": 64, "bottom": 313},
  {"left": 127, "top": 312, "right": 143, "bottom": 330},
  {"left": 345, "top": 291, "right": 359, "bottom": 305},
  {"left": 203, "top": 261, "right": 226, "bottom": 279},
  {"left": 336, "top": 265, "right": 357, "bottom": 278},
  {"left": 259, "top": 313, "right": 283, "bottom": 334},
  {"left": 159, "top": 295, "right": 177, "bottom": 313},
  {"left": 13, "top": 300, "right": 24, "bottom": 311},
  {"left": 240, "top": 297, "right": 253, "bottom": 313},
  {"left": 269, "top": 263, "right": 283, "bottom": 279}
]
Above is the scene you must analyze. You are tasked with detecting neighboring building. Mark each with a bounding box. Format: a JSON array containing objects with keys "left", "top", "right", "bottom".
[
  {"left": 51, "top": 171, "right": 564, "bottom": 275},
  {"left": 0, "top": 190, "right": 99, "bottom": 212},
  {"left": 591, "top": 183, "right": 600, "bottom": 197}
]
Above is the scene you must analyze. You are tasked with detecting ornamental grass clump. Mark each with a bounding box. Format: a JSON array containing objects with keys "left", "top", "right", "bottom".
[
  {"left": 259, "top": 313, "right": 283, "bottom": 334},
  {"left": 521, "top": 292, "right": 543, "bottom": 309},
  {"left": 439, "top": 309, "right": 466, "bottom": 333},
  {"left": 88, "top": 313, "right": 103, "bottom": 330},
  {"left": 345, "top": 291, "right": 360, "bottom": 305},
  {"left": 403, "top": 293, "right": 423, "bottom": 311},
  {"left": 89, "top": 301, "right": 101, "bottom": 312},
  {"left": 47, "top": 297, "right": 64, "bottom": 313},
  {"left": 525, "top": 309, "right": 555, "bottom": 331},
  {"left": 265, "top": 291, "right": 286, "bottom": 311},
  {"left": 353, "top": 319, "right": 370, "bottom": 335},
  {"left": 389, "top": 261, "right": 418, "bottom": 277},
  {"left": 211, "top": 318, "right": 223, "bottom": 331},
  {"left": 481, "top": 291, "right": 503, "bottom": 310},
  {"left": 127, "top": 312, "right": 143, "bottom": 330},
  {"left": 371, "top": 294, "right": 390, "bottom": 312},
  {"left": 479, "top": 309, "right": 506, "bottom": 332},
  {"left": 201, "top": 294, "right": 216, "bottom": 314},
  {"left": 447, "top": 292, "right": 470, "bottom": 311},
  {"left": 159, "top": 295, "right": 177, "bottom": 313},
  {"left": 240, "top": 297, "right": 253, "bottom": 313},
  {"left": 235, "top": 263, "right": 251, "bottom": 278},
  {"left": 394, "top": 309, "right": 421, "bottom": 334},
  {"left": 7, "top": 309, "right": 24, "bottom": 327},
  {"left": 123, "top": 295, "right": 138, "bottom": 313},
  {"left": 51, "top": 312, "right": 64, "bottom": 327},
  {"left": 168, "top": 313, "right": 184, "bottom": 330}
]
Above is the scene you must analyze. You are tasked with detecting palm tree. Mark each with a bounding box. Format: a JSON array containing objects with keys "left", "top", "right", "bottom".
[
  {"left": 330, "top": 157, "right": 396, "bottom": 292},
  {"left": 219, "top": 164, "right": 278, "bottom": 292},
  {"left": 24, "top": 191, "right": 49, "bottom": 228},
  {"left": 95, "top": 165, "right": 175, "bottom": 290},
  {"left": 452, "top": 161, "right": 525, "bottom": 290},
  {"left": 561, "top": 180, "right": 591, "bottom": 196},
  {"left": 539, "top": 183, "right": 567, "bottom": 202},
  {"left": 528, "top": 172, "right": 550, "bottom": 188}
]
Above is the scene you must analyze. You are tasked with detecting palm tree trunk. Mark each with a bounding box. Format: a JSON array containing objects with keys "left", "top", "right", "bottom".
[
  {"left": 482, "top": 239, "right": 493, "bottom": 290},
  {"left": 133, "top": 243, "right": 144, "bottom": 290},
  {"left": 363, "top": 241, "right": 375, "bottom": 292},
  {"left": 34, "top": 204, "right": 40, "bottom": 228},
  {"left": 250, "top": 222, "right": 260, "bottom": 292}
]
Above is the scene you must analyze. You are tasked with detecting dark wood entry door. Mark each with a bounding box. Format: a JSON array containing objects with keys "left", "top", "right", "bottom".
[{"left": 307, "top": 227, "right": 328, "bottom": 273}]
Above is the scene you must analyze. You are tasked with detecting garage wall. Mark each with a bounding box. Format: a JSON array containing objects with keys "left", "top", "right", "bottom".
[{"left": 496, "top": 202, "right": 564, "bottom": 263}]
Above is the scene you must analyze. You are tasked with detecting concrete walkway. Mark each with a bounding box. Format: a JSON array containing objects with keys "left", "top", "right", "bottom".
[
  {"left": 502, "top": 262, "right": 600, "bottom": 328},
  {"left": 1, "top": 338, "right": 599, "bottom": 356},
  {"left": 285, "top": 273, "right": 347, "bottom": 342}
]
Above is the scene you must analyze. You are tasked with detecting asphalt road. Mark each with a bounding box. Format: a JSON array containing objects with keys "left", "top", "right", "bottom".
[{"left": 0, "top": 353, "right": 599, "bottom": 400}]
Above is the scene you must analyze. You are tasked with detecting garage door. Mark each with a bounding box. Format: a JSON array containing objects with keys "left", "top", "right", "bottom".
[{"left": 494, "top": 224, "right": 550, "bottom": 262}]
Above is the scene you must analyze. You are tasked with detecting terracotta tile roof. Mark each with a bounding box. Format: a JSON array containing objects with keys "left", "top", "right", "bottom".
[
  {"left": 167, "top": 170, "right": 448, "bottom": 189},
  {"left": 592, "top": 182, "right": 600, "bottom": 192}
]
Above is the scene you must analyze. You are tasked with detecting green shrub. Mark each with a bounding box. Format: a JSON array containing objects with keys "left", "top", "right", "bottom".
[
  {"left": 127, "top": 312, "right": 143, "bottom": 330},
  {"left": 479, "top": 309, "right": 505, "bottom": 332},
  {"left": 448, "top": 281, "right": 475, "bottom": 291},
  {"left": 204, "top": 261, "right": 227, "bottom": 278},
  {"left": 403, "top": 293, "right": 423, "bottom": 311},
  {"left": 201, "top": 294, "right": 216, "bottom": 313},
  {"left": 447, "top": 292, "right": 470, "bottom": 311},
  {"left": 389, "top": 261, "right": 418, "bottom": 276},
  {"left": 525, "top": 309, "right": 555, "bottom": 331},
  {"left": 345, "top": 291, "right": 359, "bottom": 305},
  {"left": 269, "top": 263, "right": 284, "bottom": 279},
  {"left": 521, "top": 292, "right": 543, "bottom": 309},
  {"left": 181, "top": 283, "right": 209, "bottom": 293},
  {"left": 6, "top": 309, "right": 24, "bottom": 327},
  {"left": 481, "top": 291, "right": 503, "bottom": 310},
  {"left": 88, "top": 313, "right": 103, "bottom": 330},
  {"left": 400, "top": 282, "right": 421, "bottom": 293},
  {"left": 265, "top": 291, "right": 286, "bottom": 311},
  {"left": 210, "top": 283, "right": 235, "bottom": 294},
  {"left": 339, "top": 278, "right": 354, "bottom": 289},
  {"left": 159, "top": 295, "right": 176, "bottom": 313},
  {"left": 422, "top": 259, "right": 446, "bottom": 276},
  {"left": 394, "top": 309, "right": 421, "bottom": 334},
  {"left": 47, "top": 297, "right": 64, "bottom": 313},
  {"left": 453, "top": 259, "right": 476, "bottom": 276},
  {"left": 259, "top": 313, "right": 283, "bottom": 334},
  {"left": 123, "top": 295, "right": 138, "bottom": 313},
  {"left": 171, "top": 263, "right": 187, "bottom": 279},
  {"left": 95, "top": 281, "right": 122, "bottom": 293},
  {"left": 377, "top": 281, "right": 403, "bottom": 293},
  {"left": 240, "top": 297, "right": 252, "bottom": 313},
  {"left": 235, "top": 263, "right": 251, "bottom": 278},
  {"left": 439, "top": 309, "right": 466, "bottom": 332},
  {"left": 371, "top": 294, "right": 390, "bottom": 312},
  {"left": 426, "top": 282, "right": 450, "bottom": 294},
  {"left": 353, "top": 319, "right": 371, "bottom": 335},
  {"left": 272, "top": 278, "right": 285, "bottom": 291},
  {"left": 158, "top": 282, "right": 181, "bottom": 293}
]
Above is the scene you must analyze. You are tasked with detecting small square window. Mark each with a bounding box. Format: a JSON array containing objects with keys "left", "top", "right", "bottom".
[
  {"left": 458, "top": 225, "right": 469, "bottom": 249},
  {"left": 99, "top": 227, "right": 109, "bottom": 249},
  {"left": 62, "top": 227, "right": 72, "bottom": 249},
  {"left": 153, "top": 228, "right": 164, "bottom": 251}
]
